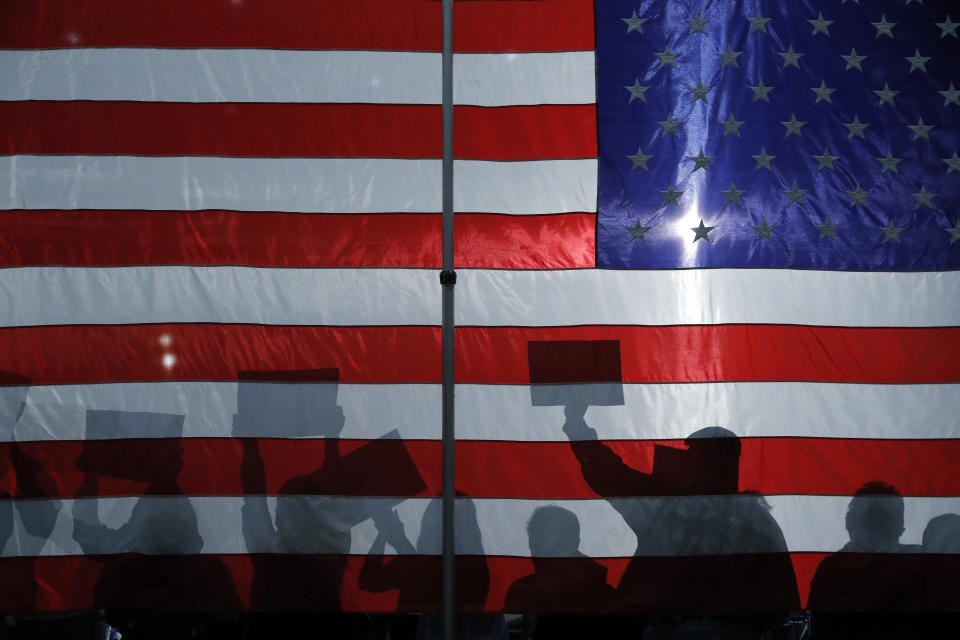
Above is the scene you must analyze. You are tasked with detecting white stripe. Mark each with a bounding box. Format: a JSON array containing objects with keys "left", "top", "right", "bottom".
[
  {"left": 3, "top": 267, "right": 956, "bottom": 328},
  {"left": 456, "top": 382, "right": 960, "bottom": 442},
  {"left": 0, "top": 50, "right": 439, "bottom": 104},
  {"left": 6, "top": 382, "right": 958, "bottom": 442},
  {"left": 5, "top": 495, "right": 959, "bottom": 558},
  {"left": 0, "top": 267, "right": 439, "bottom": 327},
  {"left": 454, "top": 52, "right": 596, "bottom": 106},
  {"left": 0, "top": 156, "right": 592, "bottom": 214},
  {"left": 0, "top": 156, "right": 439, "bottom": 213},
  {"left": 458, "top": 269, "right": 960, "bottom": 327},
  {"left": 0, "top": 50, "right": 594, "bottom": 106},
  {"left": 456, "top": 160, "right": 596, "bottom": 214},
  {"left": 8, "top": 383, "right": 440, "bottom": 441}
]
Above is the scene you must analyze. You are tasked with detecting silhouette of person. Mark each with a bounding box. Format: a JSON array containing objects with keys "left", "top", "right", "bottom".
[
  {"left": 808, "top": 481, "right": 922, "bottom": 639},
  {"left": 924, "top": 514, "right": 960, "bottom": 554},
  {"left": 919, "top": 514, "right": 960, "bottom": 637},
  {"left": 504, "top": 505, "right": 617, "bottom": 638},
  {"left": 0, "top": 372, "right": 60, "bottom": 612},
  {"left": 71, "top": 410, "right": 242, "bottom": 636},
  {"left": 72, "top": 411, "right": 202, "bottom": 558},
  {"left": 562, "top": 403, "right": 798, "bottom": 618},
  {"left": 235, "top": 371, "right": 371, "bottom": 638},
  {"left": 360, "top": 496, "right": 507, "bottom": 640}
]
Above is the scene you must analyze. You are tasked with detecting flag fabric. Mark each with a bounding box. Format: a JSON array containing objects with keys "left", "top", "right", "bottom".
[{"left": 1, "top": 0, "right": 959, "bottom": 619}]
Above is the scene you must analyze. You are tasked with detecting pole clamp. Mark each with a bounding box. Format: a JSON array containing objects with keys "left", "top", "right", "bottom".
[{"left": 440, "top": 270, "right": 457, "bottom": 287}]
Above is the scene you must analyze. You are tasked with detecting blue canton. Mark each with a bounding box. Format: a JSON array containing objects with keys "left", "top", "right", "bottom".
[{"left": 596, "top": 0, "right": 960, "bottom": 270}]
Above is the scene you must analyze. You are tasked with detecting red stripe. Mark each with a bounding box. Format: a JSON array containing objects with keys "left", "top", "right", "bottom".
[
  {"left": 0, "top": 325, "right": 441, "bottom": 385},
  {"left": 0, "top": 103, "right": 596, "bottom": 160},
  {"left": 0, "top": 0, "right": 593, "bottom": 52},
  {"left": 456, "top": 326, "right": 960, "bottom": 384},
  {"left": 459, "top": 438, "right": 960, "bottom": 499},
  {"left": 0, "top": 211, "right": 594, "bottom": 269},
  {"left": 2, "top": 438, "right": 958, "bottom": 499},
  {"left": 0, "top": 325, "right": 957, "bottom": 385},
  {"left": 456, "top": 214, "right": 596, "bottom": 268},
  {"left": 457, "top": 105, "right": 597, "bottom": 160},
  {"left": 10, "top": 553, "right": 956, "bottom": 613}
]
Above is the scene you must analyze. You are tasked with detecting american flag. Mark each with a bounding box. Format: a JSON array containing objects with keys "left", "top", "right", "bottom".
[{"left": 0, "top": 0, "right": 958, "bottom": 618}]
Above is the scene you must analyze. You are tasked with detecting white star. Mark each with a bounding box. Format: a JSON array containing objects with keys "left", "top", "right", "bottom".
[
  {"left": 748, "top": 80, "right": 774, "bottom": 103},
  {"left": 872, "top": 14, "right": 896, "bottom": 38},
  {"left": 905, "top": 49, "right": 931, "bottom": 74},
  {"left": 876, "top": 151, "right": 903, "bottom": 174},
  {"left": 778, "top": 45, "right": 804, "bottom": 69},
  {"left": 939, "top": 83, "right": 960, "bottom": 107},
  {"left": 782, "top": 114, "right": 806, "bottom": 138},
  {"left": 943, "top": 151, "right": 960, "bottom": 173},
  {"left": 685, "top": 12, "right": 710, "bottom": 35},
  {"left": 937, "top": 15, "right": 959, "bottom": 39},
  {"left": 746, "top": 11, "right": 771, "bottom": 34},
  {"left": 808, "top": 13, "right": 834, "bottom": 36},
  {"left": 880, "top": 221, "right": 905, "bottom": 244},
  {"left": 907, "top": 117, "right": 934, "bottom": 141},
  {"left": 719, "top": 113, "right": 744, "bottom": 137},
  {"left": 841, "top": 47, "right": 867, "bottom": 71},
  {"left": 626, "top": 146, "right": 653, "bottom": 171},
  {"left": 624, "top": 78, "right": 651, "bottom": 103},
  {"left": 912, "top": 186, "right": 937, "bottom": 209},
  {"left": 752, "top": 147, "right": 775, "bottom": 171},
  {"left": 847, "top": 185, "right": 870, "bottom": 207},
  {"left": 811, "top": 81, "right": 836, "bottom": 104},
  {"left": 622, "top": 10, "right": 647, "bottom": 34},
  {"left": 844, "top": 116, "right": 870, "bottom": 140},
  {"left": 813, "top": 147, "right": 839, "bottom": 171},
  {"left": 874, "top": 83, "right": 900, "bottom": 106}
]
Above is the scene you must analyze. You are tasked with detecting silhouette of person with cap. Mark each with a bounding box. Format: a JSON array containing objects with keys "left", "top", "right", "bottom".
[{"left": 562, "top": 403, "right": 798, "bottom": 629}]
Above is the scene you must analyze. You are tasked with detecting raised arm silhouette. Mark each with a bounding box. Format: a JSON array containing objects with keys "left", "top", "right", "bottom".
[
  {"left": 361, "top": 495, "right": 507, "bottom": 639},
  {"left": 563, "top": 404, "right": 798, "bottom": 619},
  {"left": 71, "top": 409, "right": 241, "bottom": 637},
  {"left": 527, "top": 340, "right": 798, "bottom": 628}
]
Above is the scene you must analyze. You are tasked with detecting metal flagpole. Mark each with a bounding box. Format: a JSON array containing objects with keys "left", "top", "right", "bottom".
[{"left": 440, "top": 0, "right": 456, "bottom": 639}]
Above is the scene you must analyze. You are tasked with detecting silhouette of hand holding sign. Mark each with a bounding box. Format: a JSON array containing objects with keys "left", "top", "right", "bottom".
[{"left": 524, "top": 341, "right": 799, "bottom": 619}]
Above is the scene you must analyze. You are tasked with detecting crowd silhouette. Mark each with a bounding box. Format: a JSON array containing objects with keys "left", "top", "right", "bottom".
[
  {"left": 0, "top": 373, "right": 60, "bottom": 615},
  {"left": 71, "top": 409, "right": 242, "bottom": 637},
  {"left": 0, "top": 350, "right": 957, "bottom": 639}
]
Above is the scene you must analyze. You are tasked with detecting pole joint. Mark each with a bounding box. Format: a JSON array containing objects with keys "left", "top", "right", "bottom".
[{"left": 440, "top": 270, "right": 457, "bottom": 287}]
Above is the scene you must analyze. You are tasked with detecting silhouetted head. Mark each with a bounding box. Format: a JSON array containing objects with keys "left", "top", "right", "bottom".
[
  {"left": 527, "top": 505, "right": 581, "bottom": 557},
  {"left": 685, "top": 426, "right": 740, "bottom": 452},
  {"left": 846, "top": 481, "right": 904, "bottom": 551},
  {"left": 684, "top": 426, "right": 741, "bottom": 494},
  {"left": 923, "top": 514, "right": 960, "bottom": 553},
  {"left": 417, "top": 494, "right": 484, "bottom": 555}
]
